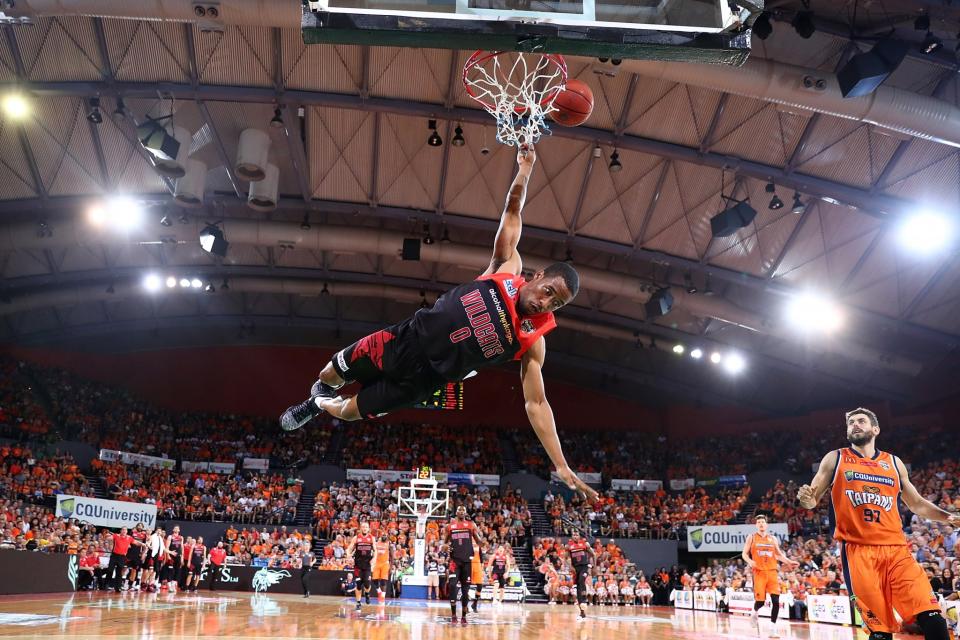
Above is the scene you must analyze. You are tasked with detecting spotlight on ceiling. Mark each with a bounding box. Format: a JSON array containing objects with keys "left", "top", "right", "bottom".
[
  {"left": 205, "top": 282, "right": 216, "bottom": 293},
  {"left": 86, "top": 97, "right": 103, "bottom": 124},
  {"left": 179, "top": 278, "right": 190, "bottom": 288},
  {"left": 751, "top": 11, "right": 772, "bottom": 40},
  {"left": 723, "top": 352, "right": 746, "bottom": 374},
  {"left": 897, "top": 210, "right": 955, "bottom": 254},
  {"left": 451, "top": 124, "right": 465, "bottom": 147},
  {"left": 440, "top": 226, "right": 451, "bottom": 244},
  {"left": 785, "top": 291, "right": 844, "bottom": 334},
  {"left": 609, "top": 150, "right": 622, "bottom": 173},
  {"left": 166, "top": 276, "right": 177, "bottom": 288},
  {"left": 766, "top": 182, "right": 784, "bottom": 210},
  {"left": 710, "top": 197, "right": 757, "bottom": 238},
  {"left": 690, "top": 348, "right": 703, "bottom": 360},
  {"left": 2, "top": 93, "right": 29, "bottom": 120},
  {"left": 644, "top": 288, "right": 674, "bottom": 319},
  {"left": 111, "top": 98, "right": 127, "bottom": 123},
  {"left": 143, "top": 273, "right": 162, "bottom": 292},
  {"left": 159, "top": 215, "right": 173, "bottom": 227},
  {"left": 837, "top": 38, "right": 908, "bottom": 98},
  {"left": 684, "top": 272, "right": 697, "bottom": 294},
  {"left": 87, "top": 196, "right": 144, "bottom": 231},
  {"left": 270, "top": 107, "right": 284, "bottom": 129},
  {"left": 791, "top": 11, "right": 816, "bottom": 38},
  {"left": 136, "top": 116, "right": 186, "bottom": 176},
  {"left": 672, "top": 344, "right": 685, "bottom": 355},
  {"left": 791, "top": 192, "right": 807, "bottom": 215},
  {"left": 427, "top": 119, "right": 442, "bottom": 147},
  {"left": 710, "top": 352, "right": 722, "bottom": 364},
  {"left": 199, "top": 224, "right": 229, "bottom": 257},
  {"left": 190, "top": 278, "right": 203, "bottom": 289},
  {"left": 422, "top": 223, "right": 434, "bottom": 246},
  {"left": 300, "top": 214, "right": 311, "bottom": 231}
]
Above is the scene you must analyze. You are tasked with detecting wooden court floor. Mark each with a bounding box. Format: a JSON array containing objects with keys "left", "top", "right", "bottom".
[{"left": 0, "top": 591, "right": 912, "bottom": 640}]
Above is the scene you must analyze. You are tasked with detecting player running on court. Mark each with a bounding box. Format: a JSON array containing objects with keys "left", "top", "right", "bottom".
[
  {"left": 443, "top": 506, "right": 484, "bottom": 624},
  {"left": 741, "top": 513, "right": 797, "bottom": 637},
  {"left": 280, "top": 146, "right": 597, "bottom": 502},
  {"left": 346, "top": 522, "right": 378, "bottom": 612},
  {"left": 373, "top": 533, "right": 392, "bottom": 602},
  {"left": 798, "top": 407, "right": 960, "bottom": 640},
  {"left": 566, "top": 530, "right": 596, "bottom": 620},
  {"left": 485, "top": 544, "right": 512, "bottom": 605}
]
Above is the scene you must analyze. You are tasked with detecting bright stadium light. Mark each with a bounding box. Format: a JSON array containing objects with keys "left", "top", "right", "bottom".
[
  {"left": 786, "top": 291, "right": 844, "bottom": 333},
  {"left": 87, "top": 197, "right": 144, "bottom": 231},
  {"left": 166, "top": 276, "right": 177, "bottom": 288},
  {"left": 690, "top": 348, "right": 703, "bottom": 359},
  {"left": 143, "top": 273, "right": 162, "bottom": 292},
  {"left": 672, "top": 344, "right": 685, "bottom": 355},
  {"left": 724, "top": 352, "right": 746, "bottom": 374},
  {"left": 179, "top": 278, "right": 190, "bottom": 288},
  {"left": 190, "top": 278, "right": 203, "bottom": 289},
  {"left": 2, "top": 93, "right": 29, "bottom": 120},
  {"left": 710, "top": 352, "right": 722, "bottom": 364},
  {"left": 897, "top": 210, "right": 954, "bottom": 254}
]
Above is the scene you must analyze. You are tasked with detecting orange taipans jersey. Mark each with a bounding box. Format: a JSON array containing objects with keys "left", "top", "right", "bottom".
[
  {"left": 830, "top": 448, "right": 905, "bottom": 546},
  {"left": 749, "top": 534, "right": 779, "bottom": 571}
]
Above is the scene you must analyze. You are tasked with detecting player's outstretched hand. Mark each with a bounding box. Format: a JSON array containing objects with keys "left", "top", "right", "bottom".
[
  {"left": 557, "top": 466, "right": 599, "bottom": 502},
  {"left": 517, "top": 144, "right": 536, "bottom": 171},
  {"left": 947, "top": 513, "right": 960, "bottom": 526},
  {"left": 797, "top": 484, "right": 816, "bottom": 509}
]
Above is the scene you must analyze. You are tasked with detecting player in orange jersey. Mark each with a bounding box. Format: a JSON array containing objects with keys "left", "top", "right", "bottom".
[
  {"left": 372, "top": 533, "right": 392, "bottom": 602},
  {"left": 470, "top": 548, "right": 485, "bottom": 612},
  {"left": 798, "top": 407, "right": 960, "bottom": 640},
  {"left": 741, "top": 513, "right": 798, "bottom": 637}
]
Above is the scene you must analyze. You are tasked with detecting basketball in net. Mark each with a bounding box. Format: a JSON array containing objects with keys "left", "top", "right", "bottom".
[
  {"left": 463, "top": 50, "right": 568, "bottom": 148},
  {"left": 550, "top": 79, "right": 594, "bottom": 127}
]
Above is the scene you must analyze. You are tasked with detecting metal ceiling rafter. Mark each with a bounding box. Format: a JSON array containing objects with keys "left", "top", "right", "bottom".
[
  {"left": 17, "top": 80, "right": 922, "bottom": 220},
  {"left": 631, "top": 159, "right": 671, "bottom": 248},
  {"left": 699, "top": 92, "right": 730, "bottom": 153},
  {"left": 4, "top": 26, "right": 47, "bottom": 201},
  {"left": 901, "top": 254, "right": 960, "bottom": 320},
  {"left": 435, "top": 52, "right": 460, "bottom": 216},
  {"left": 567, "top": 145, "right": 596, "bottom": 236},
  {"left": 284, "top": 103, "right": 312, "bottom": 203},
  {"left": 766, "top": 200, "right": 818, "bottom": 278}
]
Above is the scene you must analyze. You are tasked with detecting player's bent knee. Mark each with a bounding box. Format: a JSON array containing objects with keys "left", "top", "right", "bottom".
[{"left": 916, "top": 610, "right": 950, "bottom": 640}]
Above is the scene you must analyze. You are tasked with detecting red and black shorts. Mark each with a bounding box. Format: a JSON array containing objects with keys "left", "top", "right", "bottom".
[{"left": 331, "top": 319, "right": 446, "bottom": 419}]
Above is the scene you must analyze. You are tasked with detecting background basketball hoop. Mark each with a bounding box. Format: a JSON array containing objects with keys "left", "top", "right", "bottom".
[{"left": 463, "top": 50, "right": 567, "bottom": 148}]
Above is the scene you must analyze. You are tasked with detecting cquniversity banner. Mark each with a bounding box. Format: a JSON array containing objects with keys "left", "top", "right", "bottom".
[
  {"left": 611, "top": 479, "right": 663, "bottom": 491},
  {"left": 551, "top": 471, "right": 602, "bottom": 485},
  {"left": 56, "top": 495, "right": 157, "bottom": 529},
  {"left": 687, "top": 523, "right": 788, "bottom": 552}
]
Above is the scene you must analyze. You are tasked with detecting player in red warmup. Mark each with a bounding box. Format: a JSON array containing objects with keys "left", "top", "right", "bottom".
[
  {"left": 443, "top": 506, "right": 484, "bottom": 624},
  {"left": 346, "top": 522, "right": 378, "bottom": 613},
  {"left": 280, "top": 146, "right": 596, "bottom": 503},
  {"left": 566, "top": 530, "right": 596, "bottom": 620},
  {"left": 798, "top": 407, "right": 960, "bottom": 640}
]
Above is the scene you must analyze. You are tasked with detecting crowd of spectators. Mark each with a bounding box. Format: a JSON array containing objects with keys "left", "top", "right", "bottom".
[
  {"left": 533, "top": 536, "right": 643, "bottom": 605},
  {"left": 544, "top": 485, "right": 749, "bottom": 539},
  {"left": 339, "top": 422, "right": 501, "bottom": 474},
  {"left": 90, "top": 460, "right": 302, "bottom": 524},
  {"left": 0, "top": 357, "right": 55, "bottom": 441},
  {"left": 0, "top": 446, "right": 94, "bottom": 503}
]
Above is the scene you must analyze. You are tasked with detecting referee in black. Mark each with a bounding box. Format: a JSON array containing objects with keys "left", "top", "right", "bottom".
[{"left": 301, "top": 542, "right": 315, "bottom": 597}]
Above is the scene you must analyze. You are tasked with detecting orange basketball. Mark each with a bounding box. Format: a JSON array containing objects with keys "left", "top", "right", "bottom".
[{"left": 550, "top": 79, "right": 594, "bottom": 127}]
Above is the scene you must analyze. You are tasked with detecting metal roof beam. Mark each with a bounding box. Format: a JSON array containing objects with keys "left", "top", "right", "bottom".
[{"left": 17, "top": 80, "right": 920, "bottom": 220}]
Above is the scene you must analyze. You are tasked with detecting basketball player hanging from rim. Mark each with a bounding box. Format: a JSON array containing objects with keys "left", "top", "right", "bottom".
[
  {"left": 444, "top": 505, "right": 485, "bottom": 624},
  {"left": 797, "top": 408, "right": 960, "bottom": 640},
  {"left": 280, "top": 145, "right": 598, "bottom": 503},
  {"left": 566, "top": 529, "right": 596, "bottom": 620},
  {"left": 740, "top": 513, "right": 798, "bottom": 638}
]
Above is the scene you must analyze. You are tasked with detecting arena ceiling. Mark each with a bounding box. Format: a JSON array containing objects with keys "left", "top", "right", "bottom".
[{"left": 1, "top": 1, "right": 960, "bottom": 414}]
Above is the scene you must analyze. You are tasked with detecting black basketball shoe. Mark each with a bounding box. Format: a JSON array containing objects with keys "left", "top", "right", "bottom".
[
  {"left": 310, "top": 378, "right": 341, "bottom": 399},
  {"left": 279, "top": 396, "right": 323, "bottom": 432}
]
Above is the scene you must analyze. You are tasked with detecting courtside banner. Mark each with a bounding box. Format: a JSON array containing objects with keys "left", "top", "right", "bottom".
[
  {"left": 694, "top": 590, "right": 718, "bottom": 611},
  {"left": 687, "top": 523, "right": 789, "bottom": 551},
  {"left": 99, "top": 448, "right": 175, "bottom": 470},
  {"left": 243, "top": 457, "right": 270, "bottom": 471},
  {"left": 551, "top": 471, "right": 602, "bottom": 484},
  {"left": 611, "top": 479, "right": 662, "bottom": 491},
  {"left": 672, "top": 589, "right": 693, "bottom": 609},
  {"left": 727, "top": 590, "right": 789, "bottom": 618},
  {"left": 56, "top": 495, "right": 157, "bottom": 529},
  {"left": 808, "top": 595, "right": 854, "bottom": 625}
]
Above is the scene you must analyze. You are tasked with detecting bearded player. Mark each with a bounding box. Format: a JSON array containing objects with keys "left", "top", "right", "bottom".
[
  {"left": 443, "top": 506, "right": 484, "bottom": 624},
  {"left": 566, "top": 530, "right": 596, "bottom": 619},
  {"left": 280, "top": 146, "right": 596, "bottom": 503},
  {"left": 741, "top": 513, "right": 797, "bottom": 637},
  {"left": 798, "top": 407, "right": 960, "bottom": 640},
  {"left": 346, "top": 522, "right": 378, "bottom": 612}
]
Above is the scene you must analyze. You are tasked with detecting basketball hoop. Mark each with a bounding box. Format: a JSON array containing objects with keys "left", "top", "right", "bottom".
[
  {"left": 463, "top": 50, "right": 567, "bottom": 148},
  {"left": 415, "top": 504, "right": 429, "bottom": 540}
]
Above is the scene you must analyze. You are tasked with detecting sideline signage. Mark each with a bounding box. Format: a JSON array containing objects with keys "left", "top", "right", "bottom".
[
  {"left": 687, "top": 523, "right": 789, "bottom": 552},
  {"left": 807, "top": 594, "right": 854, "bottom": 625},
  {"left": 56, "top": 495, "right": 158, "bottom": 529}
]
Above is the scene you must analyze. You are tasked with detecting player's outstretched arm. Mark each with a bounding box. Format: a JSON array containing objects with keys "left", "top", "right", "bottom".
[
  {"left": 774, "top": 539, "right": 798, "bottom": 567},
  {"left": 520, "top": 337, "right": 599, "bottom": 502},
  {"left": 482, "top": 146, "right": 536, "bottom": 277},
  {"left": 797, "top": 449, "right": 839, "bottom": 509},
  {"left": 896, "top": 458, "right": 960, "bottom": 525}
]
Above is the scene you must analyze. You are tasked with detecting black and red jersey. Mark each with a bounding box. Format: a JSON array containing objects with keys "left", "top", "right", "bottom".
[
  {"left": 568, "top": 539, "right": 591, "bottom": 567},
  {"left": 492, "top": 551, "right": 508, "bottom": 573},
  {"left": 446, "top": 520, "right": 477, "bottom": 562},
  {"left": 354, "top": 533, "right": 375, "bottom": 566},
  {"left": 410, "top": 273, "right": 556, "bottom": 381}
]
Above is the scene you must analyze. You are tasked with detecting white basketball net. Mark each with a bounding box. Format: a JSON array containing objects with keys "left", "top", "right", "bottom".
[{"left": 463, "top": 51, "right": 567, "bottom": 148}]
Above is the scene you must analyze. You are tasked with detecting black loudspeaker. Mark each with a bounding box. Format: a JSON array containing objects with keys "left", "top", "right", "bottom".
[
  {"left": 710, "top": 201, "right": 757, "bottom": 238},
  {"left": 402, "top": 238, "right": 421, "bottom": 261},
  {"left": 837, "top": 39, "right": 908, "bottom": 98},
  {"left": 645, "top": 288, "right": 674, "bottom": 318}
]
